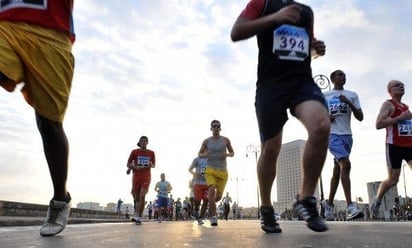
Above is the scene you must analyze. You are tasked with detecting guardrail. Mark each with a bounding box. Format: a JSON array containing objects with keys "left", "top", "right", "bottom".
[{"left": 0, "top": 200, "right": 125, "bottom": 219}]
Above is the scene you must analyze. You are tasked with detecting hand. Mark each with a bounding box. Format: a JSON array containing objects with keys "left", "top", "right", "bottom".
[
  {"left": 399, "top": 110, "right": 412, "bottom": 121},
  {"left": 339, "top": 95, "right": 350, "bottom": 104},
  {"left": 126, "top": 168, "right": 131, "bottom": 175},
  {"left": 273, "top": 4, "right": 303, "bottom": 24},
  {"left": 312, "top": 39, "right": 326, "bottom": 57}
]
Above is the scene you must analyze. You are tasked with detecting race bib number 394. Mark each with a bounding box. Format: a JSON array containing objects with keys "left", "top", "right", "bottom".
[
  {"left": 273, "top": 24, "right": 309, "bottom": 61},
  {"left": 0, "top": 0, "right": 47, "bottom": 12}
]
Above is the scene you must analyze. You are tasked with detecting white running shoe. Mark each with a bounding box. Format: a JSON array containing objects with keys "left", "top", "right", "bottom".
[
  {"left": 321, "top": 200, "right": 335, "bottom": 221},
  {"left": 40, "top": 198, "right": 71, "bottom": 236},
  {"left": 347, "top": 203, "right": 364, "bottom": 220}
]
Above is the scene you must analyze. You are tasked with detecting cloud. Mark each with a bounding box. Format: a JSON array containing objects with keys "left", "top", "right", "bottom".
[{"left": 1, "top": 0, "right": 411, "bottom": 207}]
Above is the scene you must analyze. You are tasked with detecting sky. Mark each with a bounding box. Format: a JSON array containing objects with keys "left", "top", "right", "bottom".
[{"left": 0, "top": 0, "right": 411, "bottom": 208}]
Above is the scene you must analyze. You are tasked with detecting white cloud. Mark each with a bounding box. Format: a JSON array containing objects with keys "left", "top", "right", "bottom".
[{"left": 1, "top": 1, "right": 411, "bottom": 208}]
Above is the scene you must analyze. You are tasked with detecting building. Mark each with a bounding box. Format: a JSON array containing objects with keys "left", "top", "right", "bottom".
[
  {"left": 367, "top": 181, "right": 398, "bottom": 220},
  {"left": 273, "top": 139, "right": 320, "bottom": 214},
  {"left": 76, "top": 202, "right": 103, "bottom": 211}
]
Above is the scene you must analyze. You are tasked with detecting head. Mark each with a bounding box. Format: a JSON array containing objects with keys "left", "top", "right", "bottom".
[
  {"left": 330, "top": 70, "right": 346, "bottom": 88},
  {"left": 387, "top": 80, "right": 405, "bottom": 97},
  {"left": 137, "top": 136, "right": 148, "bottom": 149},
  {"left": 210, "top": 120, "right": 221, "bottom": 134},
  {"left": 160, "top": 173, "right": 165, "bottom": 181}
]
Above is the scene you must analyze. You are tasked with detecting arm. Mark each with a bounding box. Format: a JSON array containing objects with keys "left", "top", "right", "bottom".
[
  {"left": 339, "top": 95, "right": 364, "bottom": 121},
  {"left": 151, "top": 152, "right": 156, "bottom": 168},
  {"left": 376, "top": 101, "right": 397, "bottom": 129},
  {"left": 225, "top": 138, "right": 235, "bottom": 158},
  {"left": 231, "top": 4, "right": 303, "bottom": 41},
  {"left": 377, "top": 102, "right": 412, "bottom": 129},
  {"left": 198, "top": 139, "right": 208, "bottom": 158}
]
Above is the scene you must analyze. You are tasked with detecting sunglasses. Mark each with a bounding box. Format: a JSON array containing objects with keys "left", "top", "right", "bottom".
[
  {"left": 390, "top": 83, "right": 404, "bottom": 89},
  {"left": 212, "top": 125, "right": 221, "bottom": 128}
]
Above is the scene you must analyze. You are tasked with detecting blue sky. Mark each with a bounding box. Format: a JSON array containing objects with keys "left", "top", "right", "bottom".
[{"left": 0, "top": 0, "right": 411, "bottom": 208}]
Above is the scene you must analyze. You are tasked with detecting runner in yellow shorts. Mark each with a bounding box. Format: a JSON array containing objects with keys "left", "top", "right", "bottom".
[
  {"left": 198, "top": 120, "right": 234, "bottom": 226},
  {"left": 0, "top": 1, "right": 75, "bottom": 237},
  {"left": 0, "top": 22, "right": 74, "bottom": 122},
  {"left": 204, "top": 166, "right": 228, "bottom": 198}
]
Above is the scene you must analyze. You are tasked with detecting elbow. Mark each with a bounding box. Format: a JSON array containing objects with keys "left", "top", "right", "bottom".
[
  {"left": 230, "top": 28, "right": 244, "bottom": 42},
  {"left": 376, "top": 123, "right": 383, "bottom": 130},
  {"left": 230, "top": 31, "right": 240, "bottom": 42}
]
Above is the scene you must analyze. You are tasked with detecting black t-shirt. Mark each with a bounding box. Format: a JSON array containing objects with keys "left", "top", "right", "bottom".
[{"left": 256, "top": 0, "right": 314, "bottom": 86}]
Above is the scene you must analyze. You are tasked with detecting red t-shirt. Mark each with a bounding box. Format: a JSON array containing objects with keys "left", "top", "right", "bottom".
[
  {"left": 128, "top": 149, "right": 155, "bottom": 178},
  {"left": 386, "top": 99, "right": 412, "bottom": 147},
  {"left": 239, "top": 0, "right": 265, "bottom": 19},
  {"left": 0, "top": 0, "right": 75, "bottom": 41}
]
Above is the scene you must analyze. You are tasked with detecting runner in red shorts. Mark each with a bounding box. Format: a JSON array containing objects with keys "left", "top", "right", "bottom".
[
  {"left": 189, "top": 156, "right": 209, "bottom": 225},
  {"left": 127, "top": 136, "right": 155, "bottom": 225}
]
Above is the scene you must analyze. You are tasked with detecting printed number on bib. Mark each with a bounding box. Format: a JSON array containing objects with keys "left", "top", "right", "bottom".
[
  {"left": 137, "top": 156, "right": 150, "bottom": 166},
  {"left": 328, "top": 97, "right": 348, "bottom": 116},
  {"left": 273, "top": 24, "right": 309, "bottom": 61},
  {"left": 398, "top": 120, "right": 412, "bottom": 136}
]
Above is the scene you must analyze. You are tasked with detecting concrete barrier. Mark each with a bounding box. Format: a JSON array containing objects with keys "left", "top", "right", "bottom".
[{"left": 0, "top": 200, "right": 130, "bottom": 226}]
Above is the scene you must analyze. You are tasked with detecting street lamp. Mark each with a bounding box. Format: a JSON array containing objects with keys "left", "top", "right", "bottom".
[
  {"left": 246, "top": 144, "right": 260, "bottom": 218},
  {"left": 403, "top": 163, "right": 408, "bottom": 200},
  {"left": 313, "top": 74, "right": 331, "bottom": 91},
  {"left": 233, "top": 177, "right": 245, "bottom": 206},
  {"left": 313, "top": 74, "right": 331, "bottom": 215}
]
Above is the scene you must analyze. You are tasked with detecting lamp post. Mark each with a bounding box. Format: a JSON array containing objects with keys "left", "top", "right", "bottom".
[
  {"left": 313, "top": 74, "right": 331, "bottom": 215},
  {"left": 246, "top": 144, "right": 260, "bottom": 218},
  {"left": 403, "top": 163, "right": 408, "bottom": 200}
]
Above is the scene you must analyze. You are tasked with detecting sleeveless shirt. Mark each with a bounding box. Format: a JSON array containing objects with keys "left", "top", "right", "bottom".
[
  {"left": 206, "top": 137, "right": 227, "bottom": 170},
  {"left": 386, "top": 99, "right": 412, "bottom": 147}
]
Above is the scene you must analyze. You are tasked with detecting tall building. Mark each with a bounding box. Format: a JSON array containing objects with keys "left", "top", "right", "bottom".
[
  {"left": 367, "top": 181, "right": 398, "bottom": 219},
  {"left": 277, "top": 139, "right": 306, "bottom": 202}
]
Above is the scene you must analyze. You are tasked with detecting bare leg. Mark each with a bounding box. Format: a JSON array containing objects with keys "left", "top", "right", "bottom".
[
  {"left": 339, "top": 158, "right": 353, "bottom": 205},
  {"left": 327, "top": 161, "right": 341, "bottom": 205},
  {"left": 208, "top": 186, "right": 217, "bottom": 216},
  {"left": 258, "top": 132, "right": 282, "bottom": 207},
  {"left": 294, "top": 100, "right": 330, "bottom": 199},
  {"left": 36, "top": 112, "right": 69, "bottom": 202},
  {"left": 376, "top": 168, "right": 401, "bottom": 201},
  {"left": 137, "top": 188, "right": 148, "bottom": 217}
]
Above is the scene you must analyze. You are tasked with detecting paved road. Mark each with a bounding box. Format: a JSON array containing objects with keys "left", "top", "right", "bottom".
[{"left": 0, "top": 219, "right": 411, "bottom": 248}]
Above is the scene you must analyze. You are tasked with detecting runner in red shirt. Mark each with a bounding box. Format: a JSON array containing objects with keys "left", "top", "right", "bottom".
[
  {"left": 371, "top": 80, "right": 412, "bottom": 218},
  {"left": 127, "top": 136, "right": 156, "bottom": 224}
]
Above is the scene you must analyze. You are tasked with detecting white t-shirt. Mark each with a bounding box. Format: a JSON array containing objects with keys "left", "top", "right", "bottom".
[{"left": 324, "top": 89, "right": 362, "bottom": 135}]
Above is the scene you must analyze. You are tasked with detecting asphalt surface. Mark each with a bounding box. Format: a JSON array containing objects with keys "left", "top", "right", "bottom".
[{"left": 0, "top": 219, "right": 411, "bottom": 248}]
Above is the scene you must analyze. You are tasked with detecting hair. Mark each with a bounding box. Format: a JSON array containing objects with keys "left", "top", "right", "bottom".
[
  {"left": 330, "top": 70, "right": 343, "bottom": 82},
  {"left": 137, "top": 135, "right": 148, "bottom": 148},
  {"left": 210, "top": 119, "right": 220, "bottom": 126}
]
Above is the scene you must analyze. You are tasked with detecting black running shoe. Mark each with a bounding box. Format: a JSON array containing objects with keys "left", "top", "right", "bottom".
[
  {"left": 293, "top": 196, "right": 328, "bottom": 232},
  {"left": 260, "top": 206, "right": 282, "bottom": 233}
]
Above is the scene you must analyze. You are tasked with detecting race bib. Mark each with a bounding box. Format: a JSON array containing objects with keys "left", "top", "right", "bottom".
[
  {"left": 398, "top": 120, "right": 412, "bottom": 136},
  {"left": 273, "top": 24, "right": 309, "bottom": 61},
  {"left": 328, "top": 97, "right": 348, "bottom": 116},
  {"left": 199, "top": 163, "right": 207, "bottom": 175},
  {"left": 136, "top": 156, "right": 150, "bottom": 166},
  {"left": 0, "top": 0, "right": 47, "bottom": 12}
]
